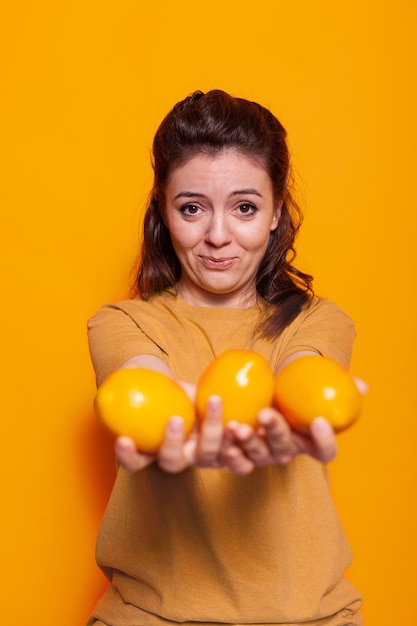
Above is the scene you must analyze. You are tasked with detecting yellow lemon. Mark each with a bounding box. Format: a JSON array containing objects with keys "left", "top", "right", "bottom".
[
  {"left": 94, "top": 368, "right": 195, "bottom": 452},
  {"left": 196, "top": 349, "right": 275, "bottom": 426},
  {"left": 274, "top": 355, "right": 362, "bottom": 433}
]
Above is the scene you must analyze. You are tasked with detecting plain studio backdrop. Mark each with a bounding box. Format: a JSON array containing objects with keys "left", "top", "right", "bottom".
[{"left": 1, "top": 1, "right": 416, "bottom": 624}]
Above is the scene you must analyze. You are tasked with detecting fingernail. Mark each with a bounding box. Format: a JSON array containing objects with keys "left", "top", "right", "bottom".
[
  {"left": 208, "top": 394, "right": 222, "bottom": 406},
  {"left": 168, "top": 416, "right": 184, "bottom": 433},
  {"left": 257, "top": 409, "right": 272, "bottom": 425},
  {"left": 312, "top": 417, "right": 331, "bottom": 434},
  {"left": 237, "top": 424, "right": 252, "bottom": 439},
  {"left": 117, "top": 436, "right": 133, "bottom": 450}
]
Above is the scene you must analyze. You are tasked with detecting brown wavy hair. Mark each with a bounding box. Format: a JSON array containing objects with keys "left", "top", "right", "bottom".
[{"left": 133, "top": 89, "right": 313, "bottom": 336}]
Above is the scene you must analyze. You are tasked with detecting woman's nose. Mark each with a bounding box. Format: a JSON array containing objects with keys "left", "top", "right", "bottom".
[{"left": 205, "top": 214, "right": 232, "bottom": 246}]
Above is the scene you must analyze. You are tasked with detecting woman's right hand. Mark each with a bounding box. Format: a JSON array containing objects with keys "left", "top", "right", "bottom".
[
  {"left": 115, "top": 436, "right": 156, "bottom": 472},
  {"left": 115, "top": 394, "right": 233, "bottom": 474},
  {"left": 113, "top": 358, "right": 241, "bottom": 473}
]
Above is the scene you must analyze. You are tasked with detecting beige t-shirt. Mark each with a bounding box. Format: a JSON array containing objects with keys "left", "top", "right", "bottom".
[{"left": 87, "top": 291, "right": 362, "bottom": 626}]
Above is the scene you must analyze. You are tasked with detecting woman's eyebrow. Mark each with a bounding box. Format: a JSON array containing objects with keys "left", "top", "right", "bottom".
[
  {"left": 174, "top": 191, "right": 206, "bottom": 200},
  {"left": 230, "top": 188, "right": 263, "bottom": 198},
  {"left": 174, "top": 188, "right": 263, "bottom": 200}
]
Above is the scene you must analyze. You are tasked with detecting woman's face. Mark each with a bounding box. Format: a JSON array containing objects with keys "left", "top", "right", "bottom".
[{"left": 163, "top": 150, "right": 280, "bottom": 308}]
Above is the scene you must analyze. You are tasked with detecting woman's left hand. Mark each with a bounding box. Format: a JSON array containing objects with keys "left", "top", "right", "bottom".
[
  {"left": 223, "top": 408, "right": 337, "bottom": 475},
  {"left": 222, "top": 375, "right": 369, "bottom": 476}
]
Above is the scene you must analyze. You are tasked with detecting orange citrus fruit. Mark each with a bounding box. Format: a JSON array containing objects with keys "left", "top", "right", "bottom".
[
  {"left": 196, "top": 349, "right": 275, "bottom": 426},
  {"left": 274, "top": 355, "right": 362, "bottom": 433},
  {"left": 94, "top": 368, "right": 195, "bottom": 452}
]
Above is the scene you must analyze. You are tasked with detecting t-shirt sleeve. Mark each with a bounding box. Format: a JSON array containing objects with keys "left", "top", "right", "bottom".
[
  {"left": 278, "top": 298, "right": 357, "bottom": 370},
  {"left": 87, "top": 303, "right": 164, "bottom": 386}
]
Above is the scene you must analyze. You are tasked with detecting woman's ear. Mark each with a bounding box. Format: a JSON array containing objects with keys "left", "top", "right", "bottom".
[{"left": 271, "top": 201, "right": 283, "bottom": 231}]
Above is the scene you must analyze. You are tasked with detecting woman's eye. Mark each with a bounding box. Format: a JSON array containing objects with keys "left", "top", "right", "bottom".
[
  {"left": 180, "top": 204, "right": 201, "bottom": 216},
  {"left": 237, "top": 203, "right": 257, "bottom": 215}
]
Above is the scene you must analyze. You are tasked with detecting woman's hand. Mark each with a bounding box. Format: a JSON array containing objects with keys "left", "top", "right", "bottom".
[
  {"left": 222, "top": 376, "right": 369, "bottom": 476},
  {"left": 152, "top": 396, "right": 227, "bottom": 473},
  {"left": 114, "top": 394, "right": 233, "bottom": 474},
  {"left": 114, "top": 408, "right": 335, "bottom": 475},
  {"left": 115, "top": 436, "right": 156, "bottom": 472},
  {"left": 223, "top": 409, "right": 337, "bottom": 476},
  {"left": 115, "top": 377, "right": 368, "bottom": 475}
]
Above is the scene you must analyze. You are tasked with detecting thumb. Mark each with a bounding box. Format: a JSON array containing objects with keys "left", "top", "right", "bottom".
[{"left": 310, "top": 417, "right": 337, "bottom": 463}]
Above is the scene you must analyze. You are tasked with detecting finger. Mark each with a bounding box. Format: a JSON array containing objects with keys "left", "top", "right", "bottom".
[
  {"left": 309, "top": 417, "right": 338, "bottom": 463},
  {"left": 224, "top": 446, "right": 255, "bottom": 476},
  {"left": 353, "top": 376, "right": 369, "bottom": 395},
  {"left": 115, "top": 437, "right": 155, "bottom": 473},
  {"left": 220, "top": 422, "right": 239, "bottom": 461},
  {"left": 197, "top": 395, "right": 224, "bottom": 464},
  {"left": 157, "top": 416, "right": 188, "bottom": 473},
  {"left": 257, "top": 408, "right": 298, "bottom": 461},
  {"left": 231, "top": 422, "right": 273, "bottom": 466}
]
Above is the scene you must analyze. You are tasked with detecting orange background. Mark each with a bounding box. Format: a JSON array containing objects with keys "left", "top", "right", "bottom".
[{"left": 1, "top": 1, "right": 416, "bottom": 624}]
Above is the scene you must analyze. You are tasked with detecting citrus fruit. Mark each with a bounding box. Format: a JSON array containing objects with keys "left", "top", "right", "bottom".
[
  {"left": 274, "top": 355, "right": 362, "bottom": 433},
  {"left": 196, "top": 349, "right": 275, "bottom": 426},
  {"left": 94, "top": 368, "right": 195, "bottom": 452}
]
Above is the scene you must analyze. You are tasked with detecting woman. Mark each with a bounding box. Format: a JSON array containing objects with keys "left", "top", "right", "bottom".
[{"left": 87, "top": 90, "right": 363, "bottom": 625}]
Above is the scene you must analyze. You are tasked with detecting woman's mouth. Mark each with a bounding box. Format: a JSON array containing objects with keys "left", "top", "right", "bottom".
[{"left": 200, "top": 256, "right": 236, "bottom": 270}]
